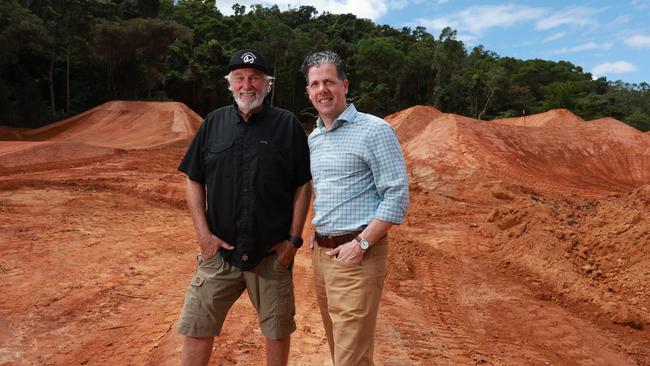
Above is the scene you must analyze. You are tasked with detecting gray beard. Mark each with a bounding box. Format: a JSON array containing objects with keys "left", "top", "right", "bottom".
[{"left": 233, "top": 90, "right": 267, "bottom": 112}]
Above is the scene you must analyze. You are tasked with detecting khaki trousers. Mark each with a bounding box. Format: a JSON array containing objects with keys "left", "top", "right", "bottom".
[{"left": 312, "top": 236, "right": 388, "bottom": 366}]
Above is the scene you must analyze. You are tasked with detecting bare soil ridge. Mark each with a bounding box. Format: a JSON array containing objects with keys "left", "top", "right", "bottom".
[
  {"left": 1, "top": 102, "right": 649, "bottom": 365},
  {"left": 387, "top": 107, "right": 650, "bottom": 194},
  {"left": 0, "top": 101, "right": 202, "bottom": 170}
]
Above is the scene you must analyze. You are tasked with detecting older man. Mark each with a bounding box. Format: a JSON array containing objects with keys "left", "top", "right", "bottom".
[
  {"left": 176, "top": 49, "right": 311, "bottom": 366},
  {"left": 302, "top": 50, "right": 409, "bottom": 365}
]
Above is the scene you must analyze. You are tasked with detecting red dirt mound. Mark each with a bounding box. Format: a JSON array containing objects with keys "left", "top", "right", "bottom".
[
  {"left": 0, "top": 141, "right": 119, "bottom": 169},
  {"left": 397, "top": 106, "right": 650, "bottom": 194},
  {"left": 494, "top": 108, "right": 585, "bottom": 128},
  {"left": 385, "top": 105, "right": 443, "bottom": 144},
  {"left": 0, "top": 101, "right": 202, "bottom": 170},
  {"left": 0, "top": 101, "right": 201, "bottom": 149},
  {"left": 0, "top": 126, "right": 28, "bottom": 140},
  {"left": 588, "top": 117, "right": 650, "bottom": 145},
  {"left": 2, "top": 103, "right": 650, "bottom": 365},
  {"left": 485, "top": 184, "right": 650, "bottom": 331}
]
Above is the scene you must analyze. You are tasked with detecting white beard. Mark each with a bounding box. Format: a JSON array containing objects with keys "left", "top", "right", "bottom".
[{"left": 233, "top": 87, "right": 268, "bottom": 112}]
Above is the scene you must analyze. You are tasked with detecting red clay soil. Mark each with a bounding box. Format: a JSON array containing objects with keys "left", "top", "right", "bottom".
[
  {"left": 1, "top": 102, "right": 649, "bottom": 365},
  {"left": 385, "top": 105, "right": 444, "bottom": 144}
]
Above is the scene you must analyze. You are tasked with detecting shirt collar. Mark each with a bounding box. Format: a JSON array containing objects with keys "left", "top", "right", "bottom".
[
  {"left": 233, "top": 101, "right": 269, "bottom": 125},
  {"left": 316, "top": 104, "right": 358, "bottom": 132}
]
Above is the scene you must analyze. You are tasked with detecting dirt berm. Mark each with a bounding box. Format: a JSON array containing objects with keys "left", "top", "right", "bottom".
[{"left": 1, "top": 102, "right": 648, "bottom": 365}]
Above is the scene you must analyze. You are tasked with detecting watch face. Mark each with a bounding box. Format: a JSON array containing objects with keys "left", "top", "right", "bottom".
[
  {"left": 289, "top": 236, "right": 303, "bottom": 248},
  {"left": 359, "top": 239, "right": 369, "bottom": 250}
]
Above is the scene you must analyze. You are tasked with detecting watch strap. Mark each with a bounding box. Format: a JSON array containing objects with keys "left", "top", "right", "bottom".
[
  {"left": 288, "top": 235, "right": 303, "bottom": 248},
  {"left": 355, "top": 236, "right": 370, "bottom": 250}
]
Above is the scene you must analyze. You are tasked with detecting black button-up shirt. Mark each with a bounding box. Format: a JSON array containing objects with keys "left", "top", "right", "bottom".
[{"left": 178, "top": 103, "right": 311, "bottom": 270}]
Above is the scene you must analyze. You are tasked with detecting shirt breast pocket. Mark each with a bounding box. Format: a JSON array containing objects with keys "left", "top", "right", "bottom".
[
  {"left": 204, "top": 140, "right": 235, "bottom": 179},
  {"left": 257, "top": 142, "right": 291, "bottom": 185}
]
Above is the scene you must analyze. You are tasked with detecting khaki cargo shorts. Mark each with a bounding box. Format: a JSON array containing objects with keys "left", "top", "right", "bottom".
[{"left": 177, "top": 252, "right": 296, "bottom": 340}]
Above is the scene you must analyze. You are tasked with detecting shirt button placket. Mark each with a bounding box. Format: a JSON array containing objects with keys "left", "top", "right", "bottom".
[{"left": 237, "top": 130, "right": 255, "bottom": 256}]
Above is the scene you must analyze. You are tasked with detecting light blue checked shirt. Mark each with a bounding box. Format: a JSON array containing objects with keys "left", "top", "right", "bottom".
[{"left": 308, "top": 104, "right": 409, "bottom": 236}]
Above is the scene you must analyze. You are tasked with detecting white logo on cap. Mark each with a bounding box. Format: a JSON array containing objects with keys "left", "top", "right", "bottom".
[{"left": 241, "top": 52, "right": 256, "bottom": 64}]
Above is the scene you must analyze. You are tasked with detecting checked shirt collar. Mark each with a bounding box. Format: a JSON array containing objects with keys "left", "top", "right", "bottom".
[{"left": 315, "top": 104, "right": 359, "bottom": 132}]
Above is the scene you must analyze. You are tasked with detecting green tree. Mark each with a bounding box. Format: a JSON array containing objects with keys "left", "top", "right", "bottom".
[
  {"left": 2, "top": 2, "right": 649, "bottom": 130},
  {"left": 93, "top": 18, "right": 192, "bottom": 98},
  {"left": 39, "top": 0, "right": 103, "bottom": 116},
  {"left": 401, "top": 27, "right": 435, "bottom": 106},
  {"left": 626, "top": 110, "right": 650, "bottom": 131},
  {"left": 431, "top": 27, "right": 467, "bottom": 111},
  {"left": 0, "top": 0, "right": 52, "bottom": 126},
  {"left": 353, "top": 37, "right": 407, "bottom": 115},
  {"left": 116, "top": 0, "right": 161, "bottom": 19},
  {"left": 456, "top": 46, "right": 507, "bottom": 119}
]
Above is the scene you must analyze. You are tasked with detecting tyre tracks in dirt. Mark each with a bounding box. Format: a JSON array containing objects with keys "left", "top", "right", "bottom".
[
  {"left": 386, "top": 214, "right": 646, "bottom": 366},
  {"left": 381, "top": 226, "right": 487, "bottom": 365}
]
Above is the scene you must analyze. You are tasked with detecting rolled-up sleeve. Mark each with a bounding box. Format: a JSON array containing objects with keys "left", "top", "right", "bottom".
[{"left": 367, "top": 123, "right": 409, "bottom": 224}]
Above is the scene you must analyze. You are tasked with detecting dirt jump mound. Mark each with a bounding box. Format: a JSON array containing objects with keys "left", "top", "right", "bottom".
[
  {"left": 2, "top": 102, "right": 649, "bottom": 365},
  {"left": 386, "top": 106, "right": 650, "bottom": 194},
  {"left": 0, "top": 101, "right": 202, "bottom": 170}
]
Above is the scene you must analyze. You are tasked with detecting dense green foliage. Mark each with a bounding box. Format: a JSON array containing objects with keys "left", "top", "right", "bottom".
[{"left": 2, "top": 0, "right": 649, "bottom": 131}]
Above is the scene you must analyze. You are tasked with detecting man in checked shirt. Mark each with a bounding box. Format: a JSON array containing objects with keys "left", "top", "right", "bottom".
[{"left": 301, "top": 50, "right": 410, "bottom": 365}]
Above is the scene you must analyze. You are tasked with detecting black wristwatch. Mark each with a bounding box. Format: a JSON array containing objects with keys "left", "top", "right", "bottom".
[{"left": 288, "top": 235, "right": 303, "bottom": 248}]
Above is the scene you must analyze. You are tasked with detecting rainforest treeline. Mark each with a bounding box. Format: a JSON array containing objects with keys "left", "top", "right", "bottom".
[{"left": 2, "top": 0, "right": 649, "bottom": 131}]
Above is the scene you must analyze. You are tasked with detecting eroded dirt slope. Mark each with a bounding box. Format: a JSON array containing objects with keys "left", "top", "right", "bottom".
[
  {"left": 396, "top": 109, "right": 650, "bottom": 194},
  {"left": 1, "top": 103, "right": 649, "bottom": 365},
  {"left": 0, "top": 101, "right": 202, "bottom": 172}
]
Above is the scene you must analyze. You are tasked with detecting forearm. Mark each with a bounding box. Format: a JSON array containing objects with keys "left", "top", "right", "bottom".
[
  {"left": 289, "top": 181, "right": 312, "bottom": 237},
  {"left": 185, "top": 177, "right": 211, "bottom": 241},
  {"left": 359, "top": 218, "right": 394, "bottom": 247}
]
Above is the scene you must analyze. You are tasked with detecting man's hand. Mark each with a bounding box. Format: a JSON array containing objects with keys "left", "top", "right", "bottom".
[
  {"left": 308, "top": 232, "right": 316, "bottom": 250},
  {"left": 325, "top": 240, "right": 364, "bottom": 265},
  {"left": 199, "top": 234, "right": 234, "bottom": 260},
  {"left": 272, "top": 240, "right": 298, "bottom": 268}
]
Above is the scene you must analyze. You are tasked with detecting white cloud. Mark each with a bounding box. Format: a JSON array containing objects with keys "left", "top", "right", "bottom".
[
  {"left": 625, "top": 34, "right": 650, "bottom": 48},
  {"left": 612, "top": 15, "right": 630, "bottom": 25},
  {"left": 457, "top": 33, "right": 479, "bottom": 45},
  {"left": 535, "top": 6, "right": 602, "bottom": 30},
  {"left": 415, "top": 4, "right": 545, "bottom": 37},
  {"left": 215, "top": 0, "right": 394, "bottom": 20},
  {"left": 592, "top": 61, "right": 638, "bottom": 77},
  {"left": 553, "top": 41, "right": 613, "bottom": 54},
  {"left": 632, "top": 0, "right": 650, "bottom": 10},
  {"left": 542, "top": 31, "right": 566, "bottom": 43},
  {"left": 388, "top": 0, "right": 408, "bottom": 10}
]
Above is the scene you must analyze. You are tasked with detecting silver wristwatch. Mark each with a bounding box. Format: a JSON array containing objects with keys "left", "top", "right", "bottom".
[{"left": 355, "top": 236, "right": 370, "bottom": 251}]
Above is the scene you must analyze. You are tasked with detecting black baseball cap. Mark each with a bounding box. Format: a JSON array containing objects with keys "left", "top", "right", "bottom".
[{"left": 228, "top": 49, "right": 269, "bottom": 75}]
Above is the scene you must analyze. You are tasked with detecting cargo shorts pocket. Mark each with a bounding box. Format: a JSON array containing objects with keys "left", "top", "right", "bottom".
[
  {"left": 271, "top": 256, "right": 295, "bottom": 313},
  {"left": 177, "top": 273, "right": 207, "bottom": 336},
  {"left": 182, "top": 255, "right": 216, "bottom": 312},
  {"left": 183, "top": 270, "right": 206, "bottom": 312},
  {"left": 190, "top": 274, "right": 205, "bottom": 287}
]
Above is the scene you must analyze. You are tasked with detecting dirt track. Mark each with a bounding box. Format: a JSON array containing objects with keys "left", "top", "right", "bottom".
[{"left": 1, "top": 102, "right": 649, "bottom": 365}]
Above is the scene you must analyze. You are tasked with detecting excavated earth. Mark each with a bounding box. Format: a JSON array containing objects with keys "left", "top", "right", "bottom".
[{"left": 1, "top": 102, "right": 649, "bottom": 365}]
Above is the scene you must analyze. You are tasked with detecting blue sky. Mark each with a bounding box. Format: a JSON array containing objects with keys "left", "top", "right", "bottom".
[{"left": 214, "top": 1, "right": 650, "bottom": 84}]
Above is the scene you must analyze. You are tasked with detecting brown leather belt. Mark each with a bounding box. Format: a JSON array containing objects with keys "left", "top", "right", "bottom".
[{"left": 315, "top": 231, "right": 362, "bottom": 249}]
